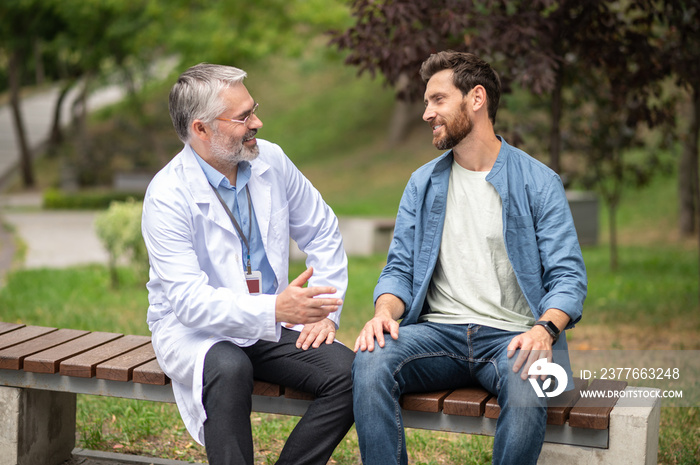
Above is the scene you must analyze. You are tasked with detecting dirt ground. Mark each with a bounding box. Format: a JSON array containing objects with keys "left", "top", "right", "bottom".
[{"left": 568, "top": 322, "right": 700, "bottom": 351}]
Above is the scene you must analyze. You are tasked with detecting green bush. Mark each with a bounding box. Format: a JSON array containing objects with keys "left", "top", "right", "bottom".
[
  {"left": 43, "top": 188, "right": 145, "bottom": 210},
  {"left": 94, "top": 199, "right": 148, "bottom": 287}
]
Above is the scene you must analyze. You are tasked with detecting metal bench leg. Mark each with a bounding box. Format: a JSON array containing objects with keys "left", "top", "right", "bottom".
[
  {"left": 0, "top": 386, "right": 76, "bottom": 465},
  {"left": 538, "top": 387, "right": 661, "bottom": 465}
]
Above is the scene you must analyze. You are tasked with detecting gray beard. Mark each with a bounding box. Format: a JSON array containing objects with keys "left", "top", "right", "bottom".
[{"left": 209, "top": 131, "right": 260, "bottom": 172}]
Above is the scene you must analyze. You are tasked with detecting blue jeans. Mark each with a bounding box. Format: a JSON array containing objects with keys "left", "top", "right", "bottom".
[{"left": 352, "top": 323, "right": 547, "bottom": 465}]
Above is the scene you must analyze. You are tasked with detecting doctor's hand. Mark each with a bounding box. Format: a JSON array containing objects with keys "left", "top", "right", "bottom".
[
  {"left": 275, "top": 267, "right": 342, "bottom": 325},
  {"left": 293, "top": 318, "right": 337, "bottom": 350}
]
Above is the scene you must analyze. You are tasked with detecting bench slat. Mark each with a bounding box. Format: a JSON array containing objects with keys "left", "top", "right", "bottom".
[
  {"left": 23, "top": 332, "right": 123, "bottom": 374},
  {"left": 60, "top": 335, "right": 151, "bottom": 378},
  {"left": 0, "top": 325, "right": 57, "bottom": 351},
  {"left": 0, "top": 319, "right": 623, "bottom": 438},
  {"left": 400, "top": 390, "right": 453, "bottom": 413},
  {"left": 443, "top": 387, "right": 493, "bottom": 417},
  {"left": 547, "top": 377, "right": 589, "bottom": 425},
  {"left": 285, "top": 387, "right": 316, "bottom": 401},
  {"left": 0, "top": 328, "right": 89, "bottom": 370},
  {"left": 568, "top": 379, "right": 628, "bottom": 430},
  {"left": 485, "top": 380, "right": 593, "bottom": 424},
  {"left": 132, "top": 359, "right": 170, "bottom": 385},
  {"left": 95, "top": 343, "right": 157, "bottom": 382},
  {"left": 253, "top": 380, "right": 284, "bottom": 397},
  {"left": 0, "top": 322, "right": 25, "bottom": 336},
  {"left": 484, "top": 396, "right": 500, "bottom": 419}
]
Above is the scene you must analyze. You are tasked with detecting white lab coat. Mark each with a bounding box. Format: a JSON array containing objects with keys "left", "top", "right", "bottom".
[{"left": 141, "top": 140, "right": 347, "bottom": 445}]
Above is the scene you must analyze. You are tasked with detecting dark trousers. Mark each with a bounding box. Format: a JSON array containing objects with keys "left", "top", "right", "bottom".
[{"left": 202, "top": 328, "right": 355, "bottom": 465}]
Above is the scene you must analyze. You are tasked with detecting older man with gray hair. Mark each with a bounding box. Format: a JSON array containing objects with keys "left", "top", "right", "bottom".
[{"left": 141, "top": 63, "right": 354, "bottom": 465}]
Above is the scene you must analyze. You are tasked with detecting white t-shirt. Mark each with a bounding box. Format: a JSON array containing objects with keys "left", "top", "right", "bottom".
[{"left": 421, "top": 160, "right": 534, "bottom": 332}]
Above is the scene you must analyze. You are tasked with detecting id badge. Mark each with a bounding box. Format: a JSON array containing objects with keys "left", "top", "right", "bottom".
[{"left": 245, "top": 270, "right": 262, "bottom": 295}]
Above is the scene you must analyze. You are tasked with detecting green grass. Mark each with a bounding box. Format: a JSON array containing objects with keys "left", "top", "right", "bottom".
[
  {"left": 582, "top": 245, "right": 699, "bottom": 328},
  {"left": 244, "top": 48, "right": 397, "bottom": 168},
  {"left": 0, "top": 266, "right": 149, "bottom": 335}
]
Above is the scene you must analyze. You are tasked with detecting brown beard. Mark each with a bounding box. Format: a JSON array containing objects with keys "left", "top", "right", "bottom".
[{"left": 433, "top": 102, "right": 472, "bottom": 150}]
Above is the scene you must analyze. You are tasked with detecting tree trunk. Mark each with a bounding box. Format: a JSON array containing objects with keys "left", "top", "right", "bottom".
[
  {"left": 34, "top": 39, "right": 44, "bottom": 86},
  {"left": 679, "top": 89, "right": 699, "bottom": 236},
  {"left": 691, "top": 83, "right": 700, "bottom": 305},
  {"left": 8, "top": 48, "right": 35, "bottom": 188},
  {"left": 387, "top": 73, "right": 423, "bottom": 145},
  {"left": 549, "top": 65, "right": 564, "bottom": 175},
  {"left": 47, "top": 80, "right": 77, "bottom": 156},
  {"left": 608, "top": 198, "right": 618, "bottom": 271},
  {"left": 73, "top": 78, "right": 91, "bottom": 185}
]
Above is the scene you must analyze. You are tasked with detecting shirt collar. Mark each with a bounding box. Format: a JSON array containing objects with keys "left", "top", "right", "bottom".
[{"left": 191, "top": 147, "right": 251, "bottom": 191}]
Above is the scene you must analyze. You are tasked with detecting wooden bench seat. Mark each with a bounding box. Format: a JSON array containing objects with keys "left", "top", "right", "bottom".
[{"left": 0, "top": 322, "right": 662, "bottom": 465}]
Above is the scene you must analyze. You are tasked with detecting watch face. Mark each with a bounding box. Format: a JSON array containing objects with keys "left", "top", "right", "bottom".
[
  {"left": 536, "top": 321, "right": 559, "bottom": 341},
  {"left": 545, "top": 321, "right": 560, "bottom": 334}
]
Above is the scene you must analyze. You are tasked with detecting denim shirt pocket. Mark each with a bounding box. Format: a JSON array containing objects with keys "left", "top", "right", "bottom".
[{"left": 505, "top": 214, "right": 541, "bottom": 276}]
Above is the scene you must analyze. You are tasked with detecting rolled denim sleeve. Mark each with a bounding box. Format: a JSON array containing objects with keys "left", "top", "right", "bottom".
[{"left": 534, "top": 175, "right": 587, "bottom": 327}]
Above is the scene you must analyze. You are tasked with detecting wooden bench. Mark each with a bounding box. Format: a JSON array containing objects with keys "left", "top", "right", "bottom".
[{"left": 0, "top": 322, "right": 661, "bottom": 465}]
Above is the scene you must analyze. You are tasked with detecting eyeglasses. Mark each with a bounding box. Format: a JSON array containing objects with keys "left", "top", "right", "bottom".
[{"left": 216, "top": 102, "right": 259, "bottom": 127}]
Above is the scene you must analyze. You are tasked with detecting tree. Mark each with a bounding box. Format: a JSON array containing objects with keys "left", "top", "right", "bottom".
[
  {"left": 660, "top": 0, "right": 700, "bottom": 300},
  {"left": 459, "top": 1, "right": 621, "bottom": 174},
  {"left": 50, "top": 0, "right": 168, "bottom": 182},
  {"left": 332, "top": 0, "right": 674, "bottom": 269},
  {"left": 0, "top": 0, "right": 64, "bottom": 187},
  {"left": 660, "top": 1, "right": 700, "bottom": 238},
  {"left": 330, "top": 0, "right": 475, "bottom": 143},
  {"left": 565, "top": 1, "right": 673, "bottom": 269}
]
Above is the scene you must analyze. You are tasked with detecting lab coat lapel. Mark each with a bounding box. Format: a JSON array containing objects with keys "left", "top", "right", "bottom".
[
  {"left": 248, "top": 158, "right": 272, "bottom": 249},
  {"left": 180, "top": 145, "right": 238, "bottom": 235}
]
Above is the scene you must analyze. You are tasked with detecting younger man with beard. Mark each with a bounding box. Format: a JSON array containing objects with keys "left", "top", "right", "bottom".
[
  {"left": 142, "top": 63, "right": 354, "bottom": 465},
  {"left": 352, "top": 51, "right": 587, "bottom": 465}
]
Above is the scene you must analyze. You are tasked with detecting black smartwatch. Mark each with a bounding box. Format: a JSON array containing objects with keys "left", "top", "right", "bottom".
[{"left": 534, "top": 320, "right": 560, "bottom": 343}]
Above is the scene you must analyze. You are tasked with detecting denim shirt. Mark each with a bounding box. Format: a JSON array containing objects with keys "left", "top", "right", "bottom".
[{"left": 374, "top": 137, "right": 587, "bottom": 347}]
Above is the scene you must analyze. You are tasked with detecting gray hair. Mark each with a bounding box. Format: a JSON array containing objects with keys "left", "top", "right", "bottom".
[{"left": 169, "top": 63, "right": 248, "bottom": 143}]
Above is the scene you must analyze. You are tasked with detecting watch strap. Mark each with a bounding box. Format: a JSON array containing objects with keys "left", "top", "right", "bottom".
[{"left": 534, "top": 320, "right": 559, "bottom": 343}]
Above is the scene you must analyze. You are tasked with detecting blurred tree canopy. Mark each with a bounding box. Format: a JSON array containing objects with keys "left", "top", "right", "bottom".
[
  {"left": 0, "top": 0, "right": 350, "bottom": 187},
  {"left": 331, "top": 0, "right": 697, "bottom": 270},
  {"left": 2, "top": 0, "right": 698, "bottom": 271}
]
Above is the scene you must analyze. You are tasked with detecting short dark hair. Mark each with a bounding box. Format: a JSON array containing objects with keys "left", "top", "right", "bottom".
[{"left": 420, "top": 51, "right": 501, "bottom": 125}]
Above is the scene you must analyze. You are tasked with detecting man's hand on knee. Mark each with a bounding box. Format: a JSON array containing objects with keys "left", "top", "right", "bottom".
[
  {"left": 506, "top": 330, "right": 553, "bottom": 380},
  {"left": 354, "top": 313, "right": 399, "bottom": 353}
]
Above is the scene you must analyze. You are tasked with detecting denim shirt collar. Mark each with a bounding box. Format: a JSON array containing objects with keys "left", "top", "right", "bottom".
[{"left": 430, "top": 135, "right": 509, "bottom": 192}]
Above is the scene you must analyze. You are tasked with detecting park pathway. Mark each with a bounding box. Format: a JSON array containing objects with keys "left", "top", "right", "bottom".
[
  {"left": 0, "top": 81, "right": 206, "bottom": 465},
  {"left": 0, "top": 84, "right": 125, "bottom": 274}
]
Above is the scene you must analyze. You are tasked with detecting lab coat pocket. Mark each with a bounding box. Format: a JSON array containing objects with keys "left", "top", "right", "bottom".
[{"left": 269, "top": 203, "right": 290, "bottom": 243}]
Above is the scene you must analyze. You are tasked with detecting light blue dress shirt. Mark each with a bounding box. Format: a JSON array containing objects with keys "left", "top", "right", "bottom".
[{"left": 193, "top": 152, "right": 277, "bottom": 294}]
